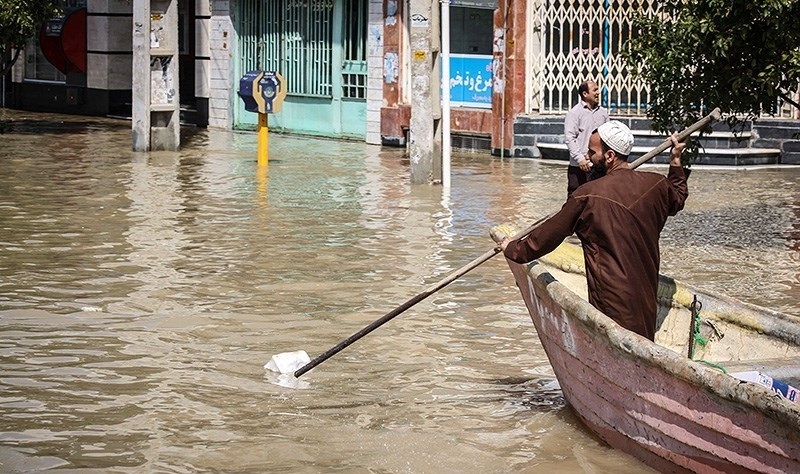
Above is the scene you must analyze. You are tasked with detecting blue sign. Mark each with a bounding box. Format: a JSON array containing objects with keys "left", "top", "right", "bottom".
[{"left": 448, "top": 54, "right": 493, "bottom": 109}]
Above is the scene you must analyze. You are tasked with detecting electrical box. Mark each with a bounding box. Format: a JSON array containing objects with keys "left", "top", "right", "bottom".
[{"left": 238, "top": 71, "right": 287, "bottom": 114}]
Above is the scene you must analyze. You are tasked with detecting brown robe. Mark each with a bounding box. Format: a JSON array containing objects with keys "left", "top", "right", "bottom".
[{"left": 504, "top": 166, "right": 688, "bottom": 340}]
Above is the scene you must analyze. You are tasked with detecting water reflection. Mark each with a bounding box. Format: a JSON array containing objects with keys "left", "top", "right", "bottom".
[{"left": 0, "top": 109, "right": 797, "bottom": 473}]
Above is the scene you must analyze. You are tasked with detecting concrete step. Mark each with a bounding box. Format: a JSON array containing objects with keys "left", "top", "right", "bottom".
[
  {"left": 529, "top": 131, "right": 753, "bottom": 149},
  {"left": 781, "top": 152, "right": 800, "bottom": 165},
  {"left": 780, "top": 140, "right": 800, "bottom": 164},
  {"left": 532, "top": 142, "right": 782, "bottom": 166},
  {"left": 513, "top": 114, "right": 800, "bottom": 165},
  {"left": 515, "top": 116, "right": 757, "bottom": 151},
  {"left": 108, "top": 103, "right": 200, "bottom": 127},
  {"left": 753, "top": 120, "right": 800, "bottom": 140},
  {"left": 513, "top": 119, "right": 562, "bottom": 135}
]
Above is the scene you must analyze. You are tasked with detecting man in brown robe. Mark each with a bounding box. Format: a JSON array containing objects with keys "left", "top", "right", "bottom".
[{"left": 499, "top": 121, "right": 688, "bottom": 340}]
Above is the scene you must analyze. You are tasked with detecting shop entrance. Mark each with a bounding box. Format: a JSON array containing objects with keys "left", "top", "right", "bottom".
[{"left": 235, "top": 0, "right": 367, "bottom": 139}]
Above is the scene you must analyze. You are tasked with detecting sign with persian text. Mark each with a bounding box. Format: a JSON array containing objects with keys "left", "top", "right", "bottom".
[{"left": 447, "top": 54, "right": 493, "bottom": 108}]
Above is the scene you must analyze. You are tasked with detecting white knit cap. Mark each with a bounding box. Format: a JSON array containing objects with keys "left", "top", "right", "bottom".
[{"left": 597, "top": 120, "right": 634, "bottom": 156}]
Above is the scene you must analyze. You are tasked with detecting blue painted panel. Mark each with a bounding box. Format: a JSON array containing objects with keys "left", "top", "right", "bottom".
[
  {"left": 448, "top": 54, "right": 493, "bottom": 109},
  {"left": 341, "top": 99, "right": 366, "bottom": 138},
  {"left": 236, "top": 96, "right": 365, "bottom": 140}
]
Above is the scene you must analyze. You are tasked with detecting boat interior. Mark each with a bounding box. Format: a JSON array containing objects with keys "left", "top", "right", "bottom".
[{"left": 535, "top": 241, "right": 800, "bottom": 402}]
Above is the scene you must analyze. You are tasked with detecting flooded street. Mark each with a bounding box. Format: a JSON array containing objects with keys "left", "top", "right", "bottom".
[{"left": 0, "top": 110, "right": 798, "bottom": 473}]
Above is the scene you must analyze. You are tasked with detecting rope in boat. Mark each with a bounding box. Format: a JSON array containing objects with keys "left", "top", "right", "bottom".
[
  {"left": 695, "top": 359, "right": 728, "bottom": 373},
  {"left": 687, "top": 294, "right": 728, "bottom": 374},
  {"left": 691, "top": 295, "right": 709, "bottom": 348},
  {"left": 689, "top": 295, "right": 728, "bottom": 374}
]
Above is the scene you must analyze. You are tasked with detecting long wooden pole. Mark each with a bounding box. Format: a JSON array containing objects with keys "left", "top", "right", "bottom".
[
  {"left": 293, "top": 215, "right": 549, "bottom": 377},
  {"left": 294, "top": 107, "right": 721, "bottom": 378},
  {"left": 629, "top": 108, "right": 721, "bottom": 169}
]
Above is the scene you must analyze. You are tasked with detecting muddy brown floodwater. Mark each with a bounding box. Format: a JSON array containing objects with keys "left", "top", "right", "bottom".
[{"left": 0, "top": 109, "right": 798, "bottom": 473}]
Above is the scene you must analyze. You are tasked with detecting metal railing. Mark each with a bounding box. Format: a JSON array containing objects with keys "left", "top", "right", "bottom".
[
  {"left": 534, "top": 0, "right": 657, "bottom": 115},
  {"left": 237, "top": 0, "right": 366, "bottom": 100}
]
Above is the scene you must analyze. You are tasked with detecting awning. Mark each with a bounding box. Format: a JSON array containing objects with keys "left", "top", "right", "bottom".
[{"left": 450, "top": 0, "right": 498, "bottom": 9}]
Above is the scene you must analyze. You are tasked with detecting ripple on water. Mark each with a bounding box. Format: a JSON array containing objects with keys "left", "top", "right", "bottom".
[{"left": 0, "top": 111, "right": 795, "bottom": 472}]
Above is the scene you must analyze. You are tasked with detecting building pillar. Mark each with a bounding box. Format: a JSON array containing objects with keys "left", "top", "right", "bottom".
[
  {"left": 408, "top": 0, "right": 441, "bottom": 184},
  {"left": 132, "top": 0, "right": 180, "bottom": 151},
  {"left": 194, "top": 0, "right": 211, "bottom": 127},
  {"left": 379, "top": 0, "right": 410, "bottom": 147},
  {"left": 527, "top": 0, "right": 543, "bottom": 114},
  {"left": 131, "top": 0, "right": 150, "bottom": 150},
  {"left": 85, "top": 1, "right": 132, "bottom": 115},
  {"left": 491, "top": 0, "right": 529, "bottom": 157},
  {"left": 366, "top": 0, "right": 384, "bottom": 145},
  {"left": 207, "top": 0, "right": 234, "bottom": 129}
]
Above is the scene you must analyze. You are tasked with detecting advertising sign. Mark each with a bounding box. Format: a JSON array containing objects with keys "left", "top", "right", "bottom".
[{"left": 447, "top": 54, "right": 493, "bottom": 108}]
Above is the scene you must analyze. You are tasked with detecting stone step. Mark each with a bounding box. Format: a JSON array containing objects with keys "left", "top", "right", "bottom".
[
  {"left": 515, "top": 115, "right": 758, "bottom": 150},
  {"left": 512, "top": 114, "right": 800, "bottom": 165},
  {"left": 530, "top": 142, "right": 782, "bottom": 166},
  {"left": 782, "top": 152, "right": 800, "bottom": 165},
  {"left": 780, "top": 141, "right": 800, "bottom": 164},
  {"left": 753, "top": 122, "right": 800, "bottom": 140},
  {"left": 514, "top": 115, "right": 753, "bottom": 130},
  {"left": 513, "top": 120, "right": 563, "bottom": 135},
  {"left": 516, "top": 130, "right": 756, "bottom": 150}
]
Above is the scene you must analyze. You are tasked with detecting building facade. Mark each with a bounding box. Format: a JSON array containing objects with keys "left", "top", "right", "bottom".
[{"left": 5, "top": 0, "right": 796, "bottom": 160}]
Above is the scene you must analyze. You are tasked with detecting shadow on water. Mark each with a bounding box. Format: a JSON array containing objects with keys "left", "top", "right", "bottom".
[
  {"left": 0, "top": 111, "right": 208, "bottom": 148},
  {"left": 490, "top": 376, "right": 567, "bottom": 411},
  {"left": 0, "top": 116, "right": 126, "bottom": 135}
]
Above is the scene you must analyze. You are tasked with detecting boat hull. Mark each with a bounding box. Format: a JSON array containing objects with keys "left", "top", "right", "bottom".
[{"left": 507, "top": 257, "right": 800, "bottom": 474}]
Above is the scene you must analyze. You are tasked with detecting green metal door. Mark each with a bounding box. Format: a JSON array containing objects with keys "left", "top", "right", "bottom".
[{"left": 236, "top": 0, "right": 367, "bottom": 139}]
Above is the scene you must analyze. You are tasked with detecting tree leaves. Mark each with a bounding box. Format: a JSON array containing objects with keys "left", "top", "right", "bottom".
[
  {"left": 0, "top": 0, "right": 62, "bottom": 76},
  {"left": 626, "top": 0, "right": 800, "bottom": 164}
]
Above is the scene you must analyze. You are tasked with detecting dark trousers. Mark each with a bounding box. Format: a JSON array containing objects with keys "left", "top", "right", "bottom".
[{"left": 567, "top": 165, "right": 589, "bottom": 198}]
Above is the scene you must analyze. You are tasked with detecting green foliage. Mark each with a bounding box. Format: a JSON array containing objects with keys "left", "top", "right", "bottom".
[
  {"left": 0, "top": 0, "right": 62, "bottom": 75},
  {"left": 626, "top": 0, "right": 800, "bottom": 164}
]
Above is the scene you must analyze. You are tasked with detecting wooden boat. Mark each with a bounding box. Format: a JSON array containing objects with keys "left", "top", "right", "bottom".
[{"left": 500, "top": 240, "right": 800, "bottom": 473}]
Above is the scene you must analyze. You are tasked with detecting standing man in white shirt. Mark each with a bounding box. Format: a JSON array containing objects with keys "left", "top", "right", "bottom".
[{"left": 564, "top": 80, "right": 609, "bottom": 197}]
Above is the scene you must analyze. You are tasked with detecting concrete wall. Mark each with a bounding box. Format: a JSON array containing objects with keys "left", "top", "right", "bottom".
[
  {"left": 380, "top": 0, "right": 410, "bottom": 145},
  {"left": 87, "top": 0, "right": 132, "bottom": 93},
  {"left": 365, "top": 0, "right": 384, "bottom": 145},
  {"left": 208, "top": 0, "right": 234, "bottom": 129},
  {"left": 194, "top": 0, "right": 211, "bottom": 126}
]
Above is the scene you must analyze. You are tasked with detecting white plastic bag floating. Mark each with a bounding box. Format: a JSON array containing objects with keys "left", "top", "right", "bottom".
[
  {"left": 264, "top": 350, "right": 311, "bottom": 375},
  {"left": 265, "top": 372, "right": 311, "bottom": 390}
]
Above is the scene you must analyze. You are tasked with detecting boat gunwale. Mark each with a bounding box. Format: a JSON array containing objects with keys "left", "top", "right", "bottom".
[
  {"left": 663, "top": 275, "right": 800, "bottom": 347},
  {"left": 539, "top": 241, "right": 800, "bottom": 347},
  {"left": 516, "top": 258, "right": 800, "bottom": 430}
]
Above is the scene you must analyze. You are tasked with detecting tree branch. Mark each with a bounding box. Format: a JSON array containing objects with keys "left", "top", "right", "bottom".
[
  {"left": 777, "top": 90, "right": 800, "bottom": 112},
  {"left": 0, "top": 48, "right": 22, "bottom": 78}
]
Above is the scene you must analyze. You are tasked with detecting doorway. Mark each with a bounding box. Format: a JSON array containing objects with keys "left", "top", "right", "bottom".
[{"left": 235, "top": 0, "right": 367, "bottom": 139}]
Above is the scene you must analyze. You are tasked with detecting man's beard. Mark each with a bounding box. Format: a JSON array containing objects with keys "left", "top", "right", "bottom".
[{"left": 588, "top": 159, "right": 607, "bottom": 180}]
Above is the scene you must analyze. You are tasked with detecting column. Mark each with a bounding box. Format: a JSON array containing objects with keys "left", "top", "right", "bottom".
[{"left": 408, "top": 0, "right": 441, "bottom": 184}]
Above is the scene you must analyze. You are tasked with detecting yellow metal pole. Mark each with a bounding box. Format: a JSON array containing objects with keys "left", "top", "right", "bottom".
[
  {"left": 257, "top": 113, "right": 269, "bottom": 166},
  {"left": 256, "top": 162, "right": 269, "bottom": 207}
]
